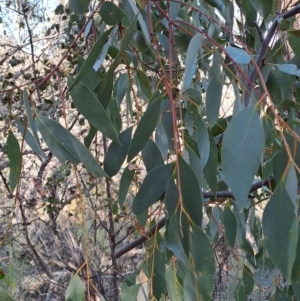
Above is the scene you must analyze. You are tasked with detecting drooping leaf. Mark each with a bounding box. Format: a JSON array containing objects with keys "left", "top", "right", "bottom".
[
  {"left": 132, "top": 163, "right": 174, "bottom": 215},
  {"left": 152, "top": 248, "right": 166, "bottom": 300},
  {"left": 68, "top": 79, "right": 121, "bottom": 144},
  {"left": 65, "top": 274, "right": 85, "bottom": 301},
  {"left": 164, "top": 179, "right": 179, "bottom": 218},
  {"left": 128, "top": 97, "right": 162, "bottom": 162},
  {"left": 84, "top": 123, "right": 97, "bottom": 149},
  {"left": 7, "top": 131, "right": 21, "bottom": 192},
  {"left": 165, "top": 266, "right": 183, "bottom": 301},
  {"left": 121, "top": 283, "right": 141, "bottom": 301},
  {"left": 36, "top": 114, "right": 107, "bottom": 178},
  {"left": 15, "top": 119, "right": 46, "bottom": 160},
  {"left": 99, "top": 2, "right": 126, "bottom": 26},
  {"left": 70, "top": 27, "right": 115, "bottom": 88},
  {"left": 0, "top": 286, "right": 15, "bottom": 301},
  {"left": 178, "top": 155, "right": 203, "bottom": 228},
  {"left": 203, "top": 130, "right": 218, "bottom": 197},
  {"left": 118, "top": 166, "right": 135, "bottom": 207},
  {"left": 222, "top": 106, "right": 264, "bottom": 207},
  {"left": 196, "top": 114, "right": 210, "bottom": 168},
  {"left": 104, "top": 127, "right": 132, "bottom": 177},
  {"left": 95, "top": 72, "right": 114, "bottom": 109},
  {"left": 69, "top": 0, "right": 88, "bottom": 15},
  {"left": 182, "top": 33, "right": 203, "bottom": 91},
  {"left": 206, "top": 76, "right": 223, "bottom": 127},
  {"left": 165, "top": 215, "right": 190, "bottom": 268},
  {"left": 243, "top": 265, "right": 254, "bottom": 295},
  {"left": 262, "top": 178, "right": 298, "bottom": 281},
  {"left": 191, "top": 225, "right": 215, "bottom": 299},
  {"left": 249, "top": 0, "right": 272, "bottom": 18},
  {"left": 23, "top": 89, "right": 44, "bottom": 158},
  {"left": 223, "top": 206, "right": 237, "bottom": 248},
  {"left": 142, "top": 139, "right": 164, "bottom": 172},
  {"left": 183, "top": 272, "right": 198, "bottom": 301}
]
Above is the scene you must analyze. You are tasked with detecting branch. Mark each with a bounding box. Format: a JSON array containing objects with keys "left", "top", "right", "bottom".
[
  {"left": 115, "top": 177, "right": 275, "bottom": 258},
  {"left": 243, "top": 4, "right": 300, "bottom": 107}
]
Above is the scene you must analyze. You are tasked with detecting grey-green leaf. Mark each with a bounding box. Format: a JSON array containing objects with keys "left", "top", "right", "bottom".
[
  {"left": 68, "top": 79, "right": 121, "bottom": 145},
  {"left": 206, "top": 76, "right": 222, "bottom": 127},
  {"left": 222, "top": 106, "right": 264, "bottom": 207},
  {"left": 7, "top": 131, "right": 21, "bottom": 192},
  {"left": 223, "top": 206, "right": 237, "bottom": 248},
  {"left": 36, "top": 114, "right": 107, "bottom": 178},
  {"left": 99, "top": 1, "right": 127, "bottom": 26},
  {"left": 104, "top": 127, "right": 132, "bottom": 177},
  {"left": 196, "top": 114, "right": 210, "bottom": 168},
  {"left": 128, "top": 97, "right": 162, "bottom": 162},
  {"left": 65, "top": 274, "right": 85, "bottom": 301},
  {"left": 69, "top": 0, "right": 88, "bottom": 15},
  {"left": 132, "top": 163, "right": 174, "bottom": 215},
  {"left": 226, "top": 46, "right": 251, "bottom": 64},
  {"left": 142, "top": 139, "right": 164, "bottom": 172},
  {"left": 118, "top": 166, "right": 135, "bottom": 207},
  {"left": 178, "top": 155, "right": 203, "bottom": 227},
  {"left": 262, "top": 183, "right": 298, "bottom": 281}
]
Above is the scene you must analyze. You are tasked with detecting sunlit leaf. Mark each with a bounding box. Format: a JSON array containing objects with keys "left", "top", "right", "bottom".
[
  {"left": 226, "top": 46, "right": 251, "bottom": 64},
  {"left": 182, "top": 33, "right": 203, "bottom": 91}
]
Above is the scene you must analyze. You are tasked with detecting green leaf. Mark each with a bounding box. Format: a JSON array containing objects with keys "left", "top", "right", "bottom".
[
  {"left": 68, "top": 79, "right": 121, "bottom": 145},
  {"left": 223, "top": 206, "right": 237, "bottom": 248},
  {"left": 222, "top": 106, "right": 264, "bottom": 207},
  {"left": 65, "top": 274, "right": 85, "bottom": 301},
  {"left": 196, "top": 114, "right": 210, "bottom": 168},
  {"left": 68, "top": 0, "right": 88, "bottom": 15},
  {"left": 128, "top": 97, "right": 162, "bottom": 162},
  {"left": 99, "top": 2, "right": 126, "bottom": 26},
  {"left": 165, "top": 266, "right": 183, "bottom": 301},
  {"left": 142, "top": 139, "right": 164, "bottom": 172},
  {"left": 70, "top": 27, "right": 115, "bottom": 89},
  {"left": 118, "top": 166, "right": 135, "bottom": 207},
  {"left": 95, "top": 72, "right": 114, "bottom": 109},
  {"left": 136, "top": 69, "right": 152, "bottom": 100},
  {"left": 165, "top": 216, "right": 190, "bottom": 268},
  {"left": 178, "top": 155, "right": 203, "bottom": 228},
  {"left": 121, "top": 283, "right": 141, "bottom": 301},
  {"left": 7, "top": 131, "right": 21, "bottom": 192},
  {"left": 249, "top": 0, "right": 272, "bottom": 18},
  {"left": 104, "top": 127, "right": 133, "bottom": 177},
  {"left": 206, "top": 76, "right": 223, "bottom": 127},
  {"left": 0, "top": 286, "right": 15, "bottom": 301},
  {"left": 84, "top": 123, "right": 97, "bottom": 149},
  {"left": 23, "top": 89, "right": 44, "bottom": 157},
  {"left": 262, "top": 180, "right": 298, "bottom": 281},
  {"left": 226, "top": 46, "right": 251, "bottom": 65},
  {"left": 116, "top": 73, "right": 129, "bottom": 105},
  {"left": 15, "top": 119, "right": 46, "bottom": 159},
  {"left": 132, "top": 163, "right": 174, "bottom": 215},
  {"left": 183, "top": 272, "right": 198, "bottom": 301},
  {"left": 182, "top": 33, "right": 203, "bottom": 91},
  {"left": 243, "top": 265, "right": 254, "bottom": 295},
  {"left": 164, "top": 179, "right": 179, "bottom": 218},
  {"left": 289, "top": 35, "right": 300, "bottom": 56},
  {"left": 203, "top": 130, "right": 218, "bottom": 197},
  {"left": 276, "top": 63, "right": 300, "bottom": 76},
  {"left": 191, "top": 225, "right": 215, "bottom": 299},
  {"left": 36, "top": 114, "right": 107, "bottom": 178},
  {"left": 152, "top": 249, "right": 166, "bottom": 300},
  {"left": 108, "top": 13, "right": 138, "bottom": 74}
]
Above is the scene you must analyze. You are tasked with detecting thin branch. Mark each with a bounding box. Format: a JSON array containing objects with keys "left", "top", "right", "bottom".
[{"left": 115, "top": 177, "right": 275, "bottom": 258}]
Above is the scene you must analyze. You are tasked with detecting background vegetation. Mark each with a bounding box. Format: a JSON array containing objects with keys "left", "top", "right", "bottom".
[{"left": 0, "top": 0, "right": 300, "bottom": 300}]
